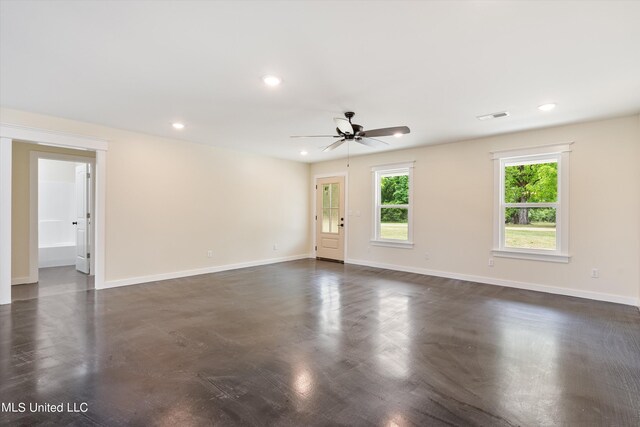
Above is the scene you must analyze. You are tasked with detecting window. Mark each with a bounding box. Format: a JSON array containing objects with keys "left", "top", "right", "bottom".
[
  {"left": 372, "top": 162, "right": 414, "bottom": 248},
  {"left": 492, "top": 144, "right": 571, "bottom": 262}
]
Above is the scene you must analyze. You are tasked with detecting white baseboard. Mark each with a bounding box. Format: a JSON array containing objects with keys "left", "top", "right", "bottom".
[
  {"left": 345, "top": 258, "right": 639, "bottom": 307},
  {"left": 11, "top": 276, "right": 37, "bottom": 285},
  {"left": 101, "top": 254, "right": 312, "bottom": 290}
]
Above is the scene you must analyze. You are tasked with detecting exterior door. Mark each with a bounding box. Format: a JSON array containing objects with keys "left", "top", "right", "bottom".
[
  {"left": 316, "top": 176, "right": 345, "bottom": 261},
  {"left": 74, "top": 163, "right": 90, "bottom": 274}
]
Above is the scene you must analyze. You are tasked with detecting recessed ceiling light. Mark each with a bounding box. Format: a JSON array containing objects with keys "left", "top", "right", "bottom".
[
  {"left": 172, "top": 122, "right": 185, "bottom": 130},
  {"left": 394, "top": 132, "right": 403, "bottom": 138},
  {"left": 262, "top": 75, "right": 282, "bottom": 87},
  {"left": 538, "top": 103, "right": 557, "bottom": 111},
  {"left": 300, "top": 150, "right": 308, "bottom": 156}
]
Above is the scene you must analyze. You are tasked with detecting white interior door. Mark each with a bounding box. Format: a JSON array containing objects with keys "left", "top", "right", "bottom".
[
  {"left": 316, "top": 176, "right": 345, "bottom": 262},
  {"left": 74, "top": 163, "right": 90, "bottom": 274}
]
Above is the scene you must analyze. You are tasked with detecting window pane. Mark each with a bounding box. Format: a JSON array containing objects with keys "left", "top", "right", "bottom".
[
  {"left": 330, "top": 183, "right": 339, "bottom": 209},
  {"left": 504, "top": 207, "right": 556, "bottom": 250},
  {"left": 322, "top": 184, "right": 330, "bottom": 209},
  {"left": 322, "top": 208, "right": 330, "bottom": 233},
  {"left": 330, "top": 208, "right": 339, "bottom": 233},
  {"left": 380, "top": 174, "right": 409, "bottom": 205},
  {"left": 504, "top": 161, "right": 557, "bottom": 203},
  {"left": 380, "top": 208, "right": 408, "bottom": 240}
]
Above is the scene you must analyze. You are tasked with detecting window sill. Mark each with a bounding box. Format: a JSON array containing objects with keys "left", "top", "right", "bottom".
[
  {"left": 492, "top": 249, "right": 570, "bottom": 263},
  {"left": 370, "top": 240, "right": 414, "bottom": 249}
]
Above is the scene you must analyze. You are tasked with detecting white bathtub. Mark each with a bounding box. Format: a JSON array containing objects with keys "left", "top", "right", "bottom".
[
  {"left": 39, "top": 242, "right": 76, "bottom": 268},
  {"left": 39, "top": 219, "right": 76, "bottom": 268}
]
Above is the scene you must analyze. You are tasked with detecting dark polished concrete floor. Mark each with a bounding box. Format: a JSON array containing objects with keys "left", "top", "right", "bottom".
[
  {"left": 11, "top": 266, "right": 94, "bottom": 302},
  {"left": 1, "top": 259, "right": 639, "bottom": 426}
]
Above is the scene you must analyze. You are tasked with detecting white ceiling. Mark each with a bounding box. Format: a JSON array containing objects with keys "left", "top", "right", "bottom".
[{"left": 1, "top": 1, "right": 639, "bottom": 162}]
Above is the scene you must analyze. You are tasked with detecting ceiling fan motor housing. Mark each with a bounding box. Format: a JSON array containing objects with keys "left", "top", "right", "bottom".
[
  {"left": 337, "top": 124, "right": 363, "bottom": 139},
  {"left": 337, "top": 111, "right": 363, "bottom": 139}
]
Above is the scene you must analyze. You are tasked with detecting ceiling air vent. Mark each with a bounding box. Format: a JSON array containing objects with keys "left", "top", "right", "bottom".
[{"left": 476, "top": 111, "right": 510, "bottom": 121}]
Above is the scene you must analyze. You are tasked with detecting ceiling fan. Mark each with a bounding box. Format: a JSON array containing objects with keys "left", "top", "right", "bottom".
[{"left": 291, "top": 112, "right": 410, "bottom": 152}]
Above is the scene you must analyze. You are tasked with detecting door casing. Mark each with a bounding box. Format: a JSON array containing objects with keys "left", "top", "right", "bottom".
[{"left": 0, "top": 124, "right": 108, "bottom": 305}]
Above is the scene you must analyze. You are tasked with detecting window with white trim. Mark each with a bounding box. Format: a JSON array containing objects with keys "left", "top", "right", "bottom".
[
  {"left": 492, "top": 145, "right": 571, "bottom": 262},
  {"left": 372, "top": 162, "right": 414, "bottom": 248}
]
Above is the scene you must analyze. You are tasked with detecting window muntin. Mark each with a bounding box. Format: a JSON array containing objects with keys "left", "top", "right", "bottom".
[{"left": 372, "top": 163, "right": 414, "bottom": 246}]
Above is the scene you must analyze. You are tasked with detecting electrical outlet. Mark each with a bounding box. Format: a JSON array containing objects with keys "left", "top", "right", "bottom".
[
  {"left": 488, "top": 258, "right": 494, "bottom": 267},
  {"left": 207, "top": 250, "right": 213, "bottom": 258},
  {"left": 591, "top": 268, "right": 599, "bottom": 278},
  {"left": 424, "top": 252, "right": 430, "bottom": 261},
  {"left": 273, "top": 244, "right": 278, "bottom": 251}
]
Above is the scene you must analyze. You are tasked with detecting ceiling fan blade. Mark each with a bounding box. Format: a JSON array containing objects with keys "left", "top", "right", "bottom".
[
  {"left": 361, "top": 126, "right": 410, "bottom": 138},
  {"left": 357, "top": 137, "right": 389, "bottom": 148},
  {"left": 290, "top": 135, "right": 341, "bottom": 138},
  {"left": 334, "top": 118, "right": 354, "bottom": 135},
  {"left": 323, "top": 139, "right": 345, "bottom": 152}
]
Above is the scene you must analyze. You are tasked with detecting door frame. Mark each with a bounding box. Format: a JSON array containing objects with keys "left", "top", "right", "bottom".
[
  {"left": 29, "top": 152, "right": 96, "bottom": 283},
  {"left": 0, "top": 123, "right": 108, "bottom": 305},
  {"left": 312, "top": 172, "right": 348, "bottom": 260}
]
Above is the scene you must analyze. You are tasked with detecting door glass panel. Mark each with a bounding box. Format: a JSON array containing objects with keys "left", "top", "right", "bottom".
[
  {"left": 321, "top": 182, "right": 340, "bottom": 234},
  {"left": 322, "top": 208, "right": 331, "bottom": 233},
  {"left": 330, "top": 183, "right": 340, "bottom": 208},
  {"left": 330, "top": 209, "right": 339, "bottom": 233},
  {"left": 323, "top": 184, "right": 330, "bottom": 208}
]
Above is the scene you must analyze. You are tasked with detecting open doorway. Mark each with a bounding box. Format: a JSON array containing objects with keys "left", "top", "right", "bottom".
[
  {"left": 37, "top": 157, "right": 94, "bottom": 292},
  {"left": 12, "top": 150, "right": 96, "bottom": 301}
]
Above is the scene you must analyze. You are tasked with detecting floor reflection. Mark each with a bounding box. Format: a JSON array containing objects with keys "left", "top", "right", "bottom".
[
  {"left": 291, "top": 358, "right": 315, "bottom": 413},
  {"left": 494, "top": 301, "right": 561, "bottom": 425},
  {"left": 293, "top": 366, "right": 314, "bottom": 398},
  {"left": 318, "top": 275, "right": 342, "bottom": 351},
  {"left": 385, "top": 412, "right": 411, "bottom": 427},
  {"left": 376, "top": 292, "right": 411, "bottom": 379}
]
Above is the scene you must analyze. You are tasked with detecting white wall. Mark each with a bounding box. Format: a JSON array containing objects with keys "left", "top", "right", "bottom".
[
  {"left": 2, "top": 108, "right": 311, "bottom": 286},
  {"left": 38, "top": 159, "right": 77, "bottom": 248},
  {"left": 311, "top": 115, "right": 640, "bottom": 305}
]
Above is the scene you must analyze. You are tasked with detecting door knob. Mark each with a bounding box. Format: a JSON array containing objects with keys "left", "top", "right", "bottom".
[
  {"left": 340, "top": 223, "right": 344, "bottom": 227},
  {"left": 72, "top": 222, "right": 78, "bottom": 225}
]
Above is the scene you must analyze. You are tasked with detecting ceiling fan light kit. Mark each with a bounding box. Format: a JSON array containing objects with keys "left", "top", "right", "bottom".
[{"left": 291, "top": 111, "right": 410, "bottom": 152}]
